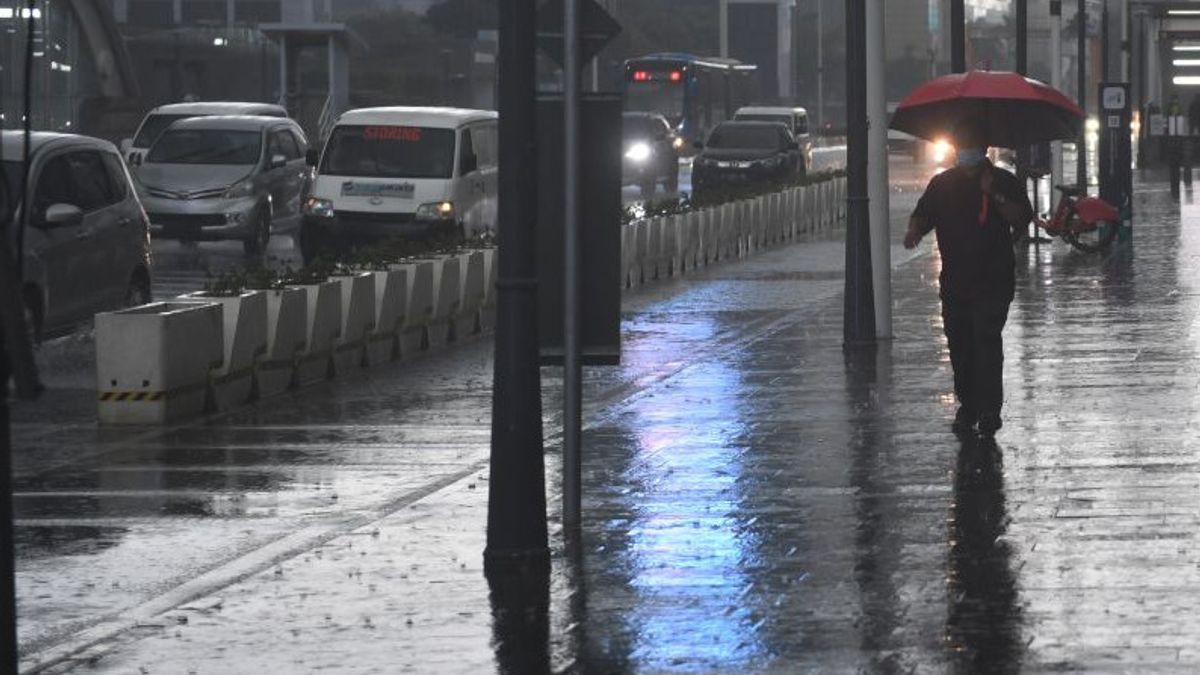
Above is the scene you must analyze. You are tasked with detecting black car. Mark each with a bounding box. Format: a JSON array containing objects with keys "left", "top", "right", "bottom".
[
  {"left": 691, "top": 121, "right": 801, "bottom": 197},
  {"left": 622, "top": 112, "right": 682, "bottom": 196}
]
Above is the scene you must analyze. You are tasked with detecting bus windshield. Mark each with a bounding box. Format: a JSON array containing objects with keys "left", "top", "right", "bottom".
[{"left": 625, "top": 81, "right": 684, "bottom": 120}]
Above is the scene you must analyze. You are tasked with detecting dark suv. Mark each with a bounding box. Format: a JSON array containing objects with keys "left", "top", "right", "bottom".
[
  {"left": 691, "top": 121, "right": 801, "bottom": 198},
  {"left": 622, "top": 112, "right": 682, "bottom": 196}
]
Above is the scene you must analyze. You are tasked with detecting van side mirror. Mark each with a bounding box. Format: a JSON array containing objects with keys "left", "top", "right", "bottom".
[
  {"left": 119, "top": 138, "right": 133, "bottom": 155},
  {"left": 460, "top": 153, "right": 478, "bottom": 175},
  {"left": 43, "top": 203, "right": 84, "bottom": 228},
  {"left": 305, "top": 148, "right": 319, "bottom": 167},
  {"left": 269, "top": 154, "right": 288, "bottom": 169},
  {"left": 787, "top": 141, "right": 800, "bottom": 151}
]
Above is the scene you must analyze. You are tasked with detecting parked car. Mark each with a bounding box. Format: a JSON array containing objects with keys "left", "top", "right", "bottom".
[
  {"left": 137, "top": 115, "right": 311, "bottom": 255},
  {"left": 691, "top": 121, "right": 802, "bottom": 197},
  {"left": 622, "top": 111, "right": 682, "bottom": 196},
  {"left": 733, "top": 106, "right": 812, "bottom": 176},
  {"left": 1, "top": 131, "right": 152, "bottom": 340},
  {"left": 122, "top": 101, "right": 288, "bottom": 169},
  {"left": 300, "top": 106, "right": 498, "bottom": 263}
]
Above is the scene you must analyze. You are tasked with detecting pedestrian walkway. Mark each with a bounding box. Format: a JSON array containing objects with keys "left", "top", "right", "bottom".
[{"left": 18, "top": 171, "right": 1200, "bottom": 673}]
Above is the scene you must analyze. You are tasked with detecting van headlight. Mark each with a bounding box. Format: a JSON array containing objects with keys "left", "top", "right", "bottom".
[
  {"left": 625, "top": 142, "right": 652, "bottom": 163},
  {"left": 222, "top": 180, "right": 255, "bottom": 200},
  {"left": 304, "top": 197, "right": 335, "bottom": 218},
  {"left": 416, "top": 201, "right": 455, "bottom": 221}
]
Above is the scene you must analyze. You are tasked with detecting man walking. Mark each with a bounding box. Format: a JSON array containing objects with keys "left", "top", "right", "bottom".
[{"left": 903, "top": 121, "right": 1033, "bottom": 437}]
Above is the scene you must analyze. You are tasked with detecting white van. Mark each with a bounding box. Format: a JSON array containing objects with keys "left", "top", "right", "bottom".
[
  {"left": 300, "top": 107, "right": 498, "bottom": 261},
  {"left": 733, "top": 106, "right": 812, "bottom": 175},
  {"left": 123, "top": 101, "right": 288, "bottom": 167}
]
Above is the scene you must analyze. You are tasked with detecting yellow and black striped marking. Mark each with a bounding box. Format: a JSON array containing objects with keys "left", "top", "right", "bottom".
[{"left": 98, "top": 391, "right": 167, "bottom": 403}]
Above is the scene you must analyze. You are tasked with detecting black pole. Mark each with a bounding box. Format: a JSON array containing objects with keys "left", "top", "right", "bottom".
[
  {"left": 484, "top": 0, "right": 550, "bottom": 574},
  {"left": 1016, "top": 0, "right": 1028, "bottom": 75},
  {"left": 844, "top": 0, "right": 875, "bottom": 345},
  {"left": 1101, "top": 0, "right": 1109, "bottom": 82},
  {"left": 951, "top": 0, "right": 966, "bottom": 73},
  {"left": 0, "top": 350, "right": 13, "bottom": 674},
  {"left": 1077, "top": 0, "right": 1087, "bottom": 188}
]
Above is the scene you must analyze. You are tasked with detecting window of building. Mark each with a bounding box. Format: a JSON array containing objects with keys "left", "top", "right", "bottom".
[
  {"left": 235, "top": 0, "right": 281, "bottom": 24},
  {"left": 182, "top": 1, "right": 227, "bottom": 24},
  {"left": 127, "top": 0, "right": 174, "bottom": 27}
]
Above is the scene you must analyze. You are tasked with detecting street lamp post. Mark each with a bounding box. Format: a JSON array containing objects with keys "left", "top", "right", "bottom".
[
  {"left": 1077, "top": 0, "right": 1088, "bottom": 188},
  {"left": 951, "top": 0, "right": 966, "bottom": 73},
  {"left": 844, "top": 0, "right": 875, "bottom": 345}
]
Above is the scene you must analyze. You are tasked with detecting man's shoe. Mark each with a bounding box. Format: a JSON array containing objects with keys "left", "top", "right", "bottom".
[
  {"left": 978, "top": 414, "right": 1002, "bottom": 437},
  {"left": 952, "top": 407, "right": 977, "bottom": 434}
]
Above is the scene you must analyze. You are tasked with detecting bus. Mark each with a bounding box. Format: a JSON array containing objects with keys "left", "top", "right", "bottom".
[{"left": 623, "top": 53, "right": 758, "bottom": 148}]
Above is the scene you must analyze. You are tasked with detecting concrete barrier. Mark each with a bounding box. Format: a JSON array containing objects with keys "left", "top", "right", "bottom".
[
  {"left": 96, "top": 302, "right": 223, "bottom": 425},
  {"left": 177, "top": 290, "right": 267, "bottom": 412},
  {"left": 332, "top": 272, "right": 376, "bottom": 376},
  {"left": 258, "top": 287, "right": 307, "bottom": 398},
  {"left": 366, "top": 268, "right": 407, "bottom": 366}
]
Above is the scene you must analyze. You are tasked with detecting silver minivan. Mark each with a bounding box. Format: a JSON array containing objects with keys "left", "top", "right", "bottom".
[
  {"left": 123, "top": 101, "right": 288, "bottom": 168},
  {"left": 138, "top": 116, "right": 310, "bottom": 255},
  {"left": 1, "top": 132, "right": 153, "bottom": 340}
]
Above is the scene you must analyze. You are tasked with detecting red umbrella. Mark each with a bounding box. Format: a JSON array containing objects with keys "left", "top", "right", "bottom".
[{"left": 890, "top": 70, "right": 1084, "bottom": 148}]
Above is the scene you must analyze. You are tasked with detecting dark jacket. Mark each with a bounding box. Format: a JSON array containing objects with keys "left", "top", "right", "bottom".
[{"left": 912, "top": 161, "right": 1032, "bottom": 302}]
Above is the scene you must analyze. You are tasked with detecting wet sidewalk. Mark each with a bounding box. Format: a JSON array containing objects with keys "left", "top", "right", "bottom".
[{"left": 17, "top": 170, "right": 1200, "bottom": 673}]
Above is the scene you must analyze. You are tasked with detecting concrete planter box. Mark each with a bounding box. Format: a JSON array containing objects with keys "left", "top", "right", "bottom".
[
  {"left": 332, "top": 272, "right": 376, "bottom": 376},
  {"left": 257, "top": 287, "right": 307, "bottom": 398},
  {"left": 96, "top": 302, "right": 223, "bottom": 425},
  {"left": 459, "top": 250, "right": 487, "bottom": 337},
  {"left": 647, "top": 217, "right": 663, "bottom": 280},
  {"left": 633, "top": 219, "right": 649, "bottom": 286},
  {"left": 293, "top": 280, "right": 342, "bottom": 386},
  {"left": 719, "top": 204, "right": 732, "bottom": 260},
  {"left": 366, "top": 268, "right": 408, "bottom": 366},
  {"left": 805, "top": 184, "right": 818, "bottom": 233},
  {"left": 398, "top": 260, "right": 434, "bottom": 354},
  {"left": 178, "top": 290, "right": 267, "bottom": 411},
  {"left": 428, "top": 254, "right": 462, "bottom": 349},
  {"left": 480, "top": 247, "right": 498, "bottom": 331},
  {"left": 628, "top": 222, "right": 638, "bottom": 288},
  {"left": 662, "top": 215, "right": 679, "bottom": 277}
]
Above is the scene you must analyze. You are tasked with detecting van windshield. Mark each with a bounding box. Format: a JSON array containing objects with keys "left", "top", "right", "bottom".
[
  {"left": 133, "top": 114, "right": 195, "bottom": 148},
  {"left": 321, "top": 125, "right": 456, "bottom": 179},
  {"left": 147, "top": 129, "right": 262, "bottom": 165}
]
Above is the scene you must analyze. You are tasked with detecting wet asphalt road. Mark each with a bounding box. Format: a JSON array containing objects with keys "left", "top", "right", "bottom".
[{"left": 22, "top": 156, "right": 1150, "bottom": 673}]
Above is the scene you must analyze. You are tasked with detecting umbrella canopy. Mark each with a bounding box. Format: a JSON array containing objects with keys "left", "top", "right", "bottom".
[{"left": 890, "top": 70, "right": 1084, "bottom": 148}]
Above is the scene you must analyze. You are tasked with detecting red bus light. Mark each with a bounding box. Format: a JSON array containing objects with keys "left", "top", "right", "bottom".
[
  {"left": 633, "top": 70, "right": 649, "bottom": 81},
  {"left": 670, "top": 71, "right": 682, "bottom": 82}
]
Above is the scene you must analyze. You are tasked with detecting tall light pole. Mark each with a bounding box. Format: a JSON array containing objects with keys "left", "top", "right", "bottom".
[
  {"left": 951, "top": 0, "right": 966, "bottom": 72},
  {"left": 485, "top": 0, "right": 549, "bottom": 575},
  {"left": 844, "top": 0, "right": 875, "bottom": 345},
  {"left": 1077, "top": 0, "right": 1087, "bottom": 188}
]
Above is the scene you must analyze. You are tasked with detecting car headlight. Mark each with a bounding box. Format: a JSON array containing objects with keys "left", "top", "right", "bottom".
[
  {"left": 758, "top": 156, "right": 783, "bottom": 168},
  {"left": 932, "top": 138, "right": 953, "bottom": 163},
  {"left": 304, "top": 197, "right": 335, "bottom": 218},
  {"left": 625, "top": 142, "right": 652, "bottom": 163},
  {"left": 222, "top": 180, "right": 255, "bottom": 200},
  {"left": 415, "top": 201, "right": 455, "bottom": 221},
  {"left": 672, "top": 136, "right": 685, "bottom": 151}
]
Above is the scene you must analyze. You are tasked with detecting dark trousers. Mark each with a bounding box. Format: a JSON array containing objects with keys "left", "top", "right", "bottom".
[{"left": 942, "top": 295, "right": 1011, "bottom": 418}]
